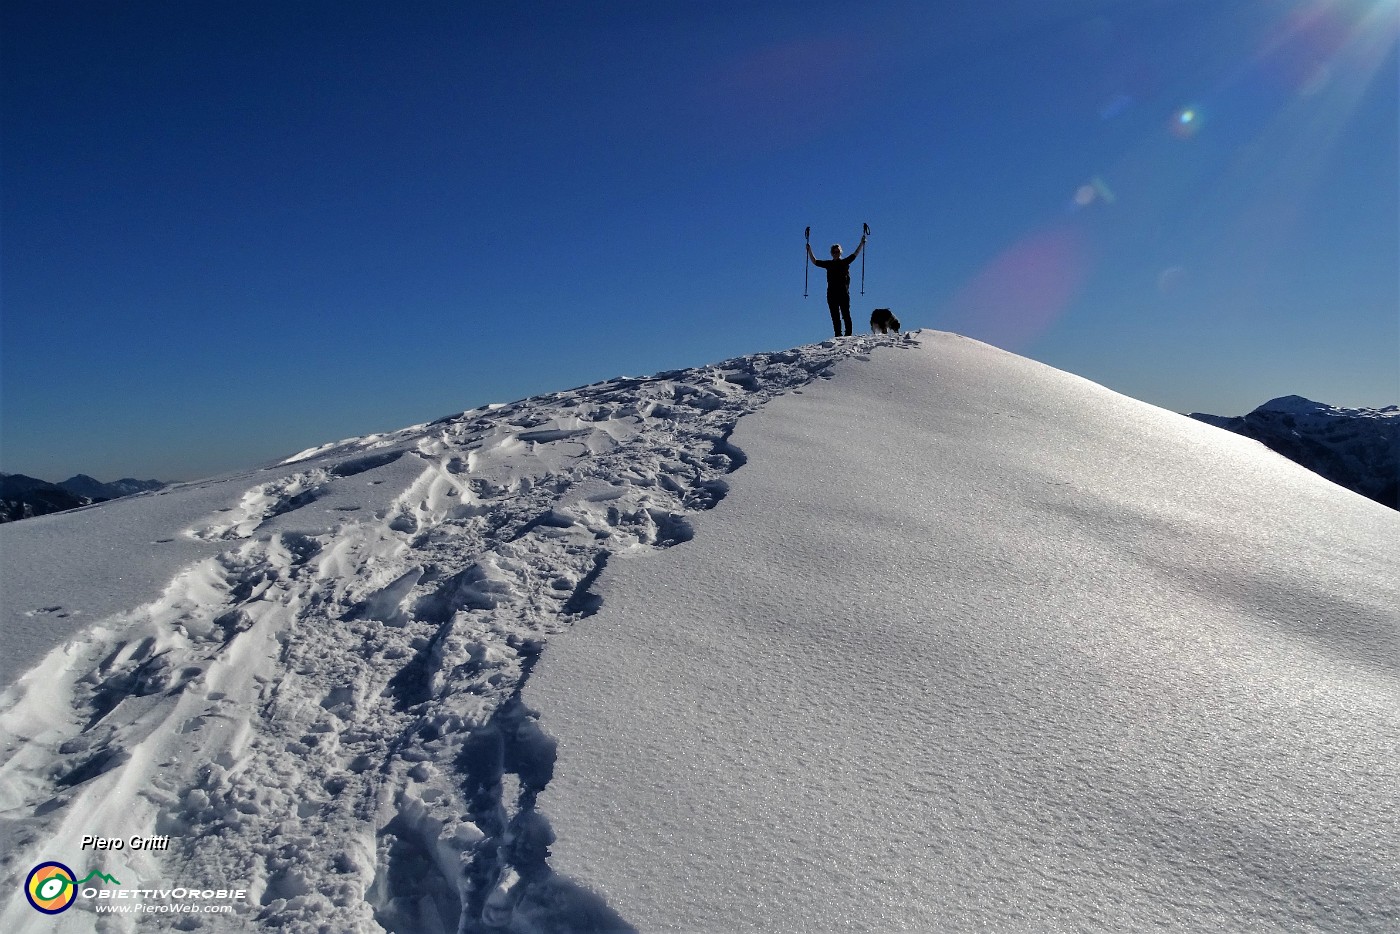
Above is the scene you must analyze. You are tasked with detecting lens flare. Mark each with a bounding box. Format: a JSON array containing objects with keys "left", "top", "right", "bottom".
[
  {"left": 1071, "top": 176, "right": 1117, "bottom": 210},
  {"left": 1171, "top": 106, "right": 1203, "bottom": 138},
  {"left": 944, "top": 226, "right": 1091, "bottom": 351},
  {"left": 1157, "top": 266, "right": 1188, "bottom": 294}
]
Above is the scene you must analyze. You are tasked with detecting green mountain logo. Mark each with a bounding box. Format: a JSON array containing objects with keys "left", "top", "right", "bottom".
[{"left": 74, "top": 870, "right": 122, "bottom": 886}]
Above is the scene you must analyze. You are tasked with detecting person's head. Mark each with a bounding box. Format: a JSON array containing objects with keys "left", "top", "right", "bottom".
[{"left": 830, "top": 244, "right": 842, "bottom": 258}]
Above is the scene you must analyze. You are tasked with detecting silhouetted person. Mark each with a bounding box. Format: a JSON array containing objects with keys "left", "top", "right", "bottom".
[{"left": 808, "top": 236, "right": 865, "bottom": 337}]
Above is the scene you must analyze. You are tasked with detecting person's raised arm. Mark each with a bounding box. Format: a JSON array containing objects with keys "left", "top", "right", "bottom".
[{"left": 849, "top": 235, "right": 866, "bottom": 260}]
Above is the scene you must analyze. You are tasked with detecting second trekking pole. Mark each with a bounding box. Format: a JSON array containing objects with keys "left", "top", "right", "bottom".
[
  {"left": 804, "top": 226, "right": 810, "bottom": 298},
  {"left": 861, "top": 223, "right": 870, "bottom": 295}
]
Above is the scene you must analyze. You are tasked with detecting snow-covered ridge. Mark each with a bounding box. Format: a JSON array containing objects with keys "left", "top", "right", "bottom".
[
  {"left": 0, "top": 333, "right": 911, "bottom": 933},
  {"left": 5, "top": 332, "right": 1395, "bottom": 933},
  {"left": 1189, "top": 395, "right": 1399, "bottom": 510},
  {"left": 1254, "top": 394, "right": 1399, "bottom": 422}
]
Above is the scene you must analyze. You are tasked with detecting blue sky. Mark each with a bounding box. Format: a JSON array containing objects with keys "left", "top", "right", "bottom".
[{"left": 3, "top": 0, "right": 1396, "bottom": 481}]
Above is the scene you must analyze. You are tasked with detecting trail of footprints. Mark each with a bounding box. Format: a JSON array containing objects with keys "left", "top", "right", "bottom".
[{"left": 0, "top": 334, "right": 916, "bottom": 932}]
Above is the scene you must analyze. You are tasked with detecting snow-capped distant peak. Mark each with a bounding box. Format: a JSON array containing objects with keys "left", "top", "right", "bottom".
[{"left": 1253, "top": 395, "right": 1400, "bottom": 420}]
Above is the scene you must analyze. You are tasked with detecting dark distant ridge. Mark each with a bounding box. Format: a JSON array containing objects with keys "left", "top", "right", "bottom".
[
  {"left": 58, "top": 474, "right": 166, "bottom": 500},
  {"left": 0, "top": 475, "right": 90, "bottom": 521},
  {"left": 1188, "top": 396, "right": 1399, "bottom": 511},
  {"left": 0, "top": 473, "right": 168, "bottom": 523}
]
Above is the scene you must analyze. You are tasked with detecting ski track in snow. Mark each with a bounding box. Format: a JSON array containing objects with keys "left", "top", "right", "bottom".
[{"left": 0, "top": 334, "right": 913, "bottom": 933}]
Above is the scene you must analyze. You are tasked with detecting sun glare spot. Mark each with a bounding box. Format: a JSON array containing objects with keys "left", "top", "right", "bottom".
[{"left": 1170, "top": 106, "right": 1203, "bottom": 138}]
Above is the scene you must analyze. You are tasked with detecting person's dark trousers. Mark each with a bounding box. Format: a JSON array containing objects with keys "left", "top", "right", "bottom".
[{"left": 827, "top": 291, "right": 853, "bottom": 336}]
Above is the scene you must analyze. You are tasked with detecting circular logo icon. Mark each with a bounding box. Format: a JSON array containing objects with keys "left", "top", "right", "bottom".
[{"left": 25, "top": 861, "right": 77, "bottom": 914}]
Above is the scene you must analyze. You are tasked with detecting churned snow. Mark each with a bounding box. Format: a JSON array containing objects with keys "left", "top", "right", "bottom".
[
  {"left": 1, "top": 331, "right": 1396, "bottom": 933},
  {"left": 1, "top": 335, "right": 882, "bottom": 933}
]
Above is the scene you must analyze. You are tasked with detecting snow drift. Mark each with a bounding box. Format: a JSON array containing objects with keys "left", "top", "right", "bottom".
[{"left": 1, "top": 331, "right": 1395, "bottom": 933}]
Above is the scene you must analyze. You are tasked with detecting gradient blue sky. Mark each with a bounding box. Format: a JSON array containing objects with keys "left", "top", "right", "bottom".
[{"left": 3, "top": 0, "right": 1396, "bottom": 481}]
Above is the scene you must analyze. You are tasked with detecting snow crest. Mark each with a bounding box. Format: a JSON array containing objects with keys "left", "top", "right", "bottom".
[{"left": 0, "top": 334, "right": 913, "bottom": 933}]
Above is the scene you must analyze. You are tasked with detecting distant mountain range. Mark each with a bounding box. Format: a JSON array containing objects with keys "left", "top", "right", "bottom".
[
  {"left": 1188, "top": 396, "right": 1399, "bottom": 510},
  {"left": 0, "top": 473, "right": 168, "bottom": 523}
]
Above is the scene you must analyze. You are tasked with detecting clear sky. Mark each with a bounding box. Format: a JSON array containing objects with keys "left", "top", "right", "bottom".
[{"left": 3, "top": 0, "right": 1396, "bottom": 482}]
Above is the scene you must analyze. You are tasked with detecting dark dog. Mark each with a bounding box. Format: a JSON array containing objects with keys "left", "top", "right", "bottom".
[{"left": 870, "top": 308, "right": 901, "bottom": 334}]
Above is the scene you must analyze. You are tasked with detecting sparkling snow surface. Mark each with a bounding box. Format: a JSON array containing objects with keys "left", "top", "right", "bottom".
[
  {"left": 1, "top": 331, "right": 1395, "bottom": 933},
  {"left": 529, "top": 333, "right": 1400, "bottom": 932}
]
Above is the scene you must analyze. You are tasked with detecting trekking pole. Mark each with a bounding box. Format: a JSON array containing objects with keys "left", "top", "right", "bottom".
[
  {"left": 861, "top": 223, "right": 869, "bottom": 294},
  {"left": 803, "top": 226, "right": 810, "bottom": 298}
]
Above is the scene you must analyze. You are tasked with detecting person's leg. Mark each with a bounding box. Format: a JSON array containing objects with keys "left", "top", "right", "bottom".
[
  {"left": 839, "top": 295, "right": 853, "bottom": 336},
  {"left": 826, "top": 293, "right": 842, "bottom": 337}
]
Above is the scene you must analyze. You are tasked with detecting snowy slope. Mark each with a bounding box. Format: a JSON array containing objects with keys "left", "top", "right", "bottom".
[
  {"left": 529, "top": 334, "right": 1400, "bottom": 932},
  {"left": 1, "top": 331, "right": 1396, "bottom": 934},
  {"left": 0, "top": 336, "right": 883, "bottom": 933}
]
